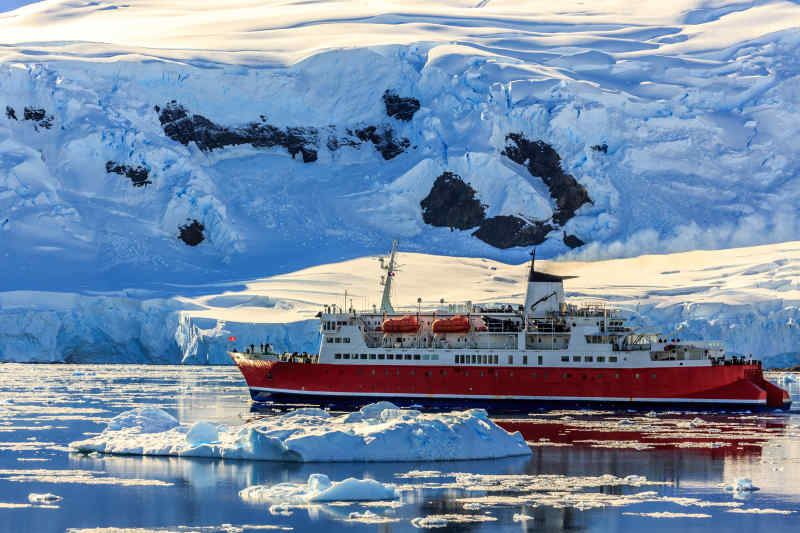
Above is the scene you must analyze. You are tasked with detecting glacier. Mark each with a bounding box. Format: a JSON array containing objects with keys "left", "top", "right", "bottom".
[
  {"left": 1, "top": 1, "right": 800, "bottom": 291},
  {"left": 1, "top": 1, "right": 800, "bottom": 366}
]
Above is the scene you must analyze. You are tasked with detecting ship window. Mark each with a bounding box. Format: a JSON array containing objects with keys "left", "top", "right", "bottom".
[
  {"left": 378, "top": 354, "right": 385, "bottom": 360},
  {"left": 343, "top": 338, "right": 350, "bottom": 343},
  {"left": 609, "top": 356, "right": 618, "bottom": 363},
  {"left": 523, "top": 356, "right": 528, "bottom": 365},
  {"left": 585, "top": 356, "right": 593, "bottom": 362},
  {"left": 405, "top": 354, "right": 412, "bottom": 360},
  {"left": 335, "top": 354, "right": 341, "bottom": 360},
  {"left": 597, "top": 356, "right": 605, "bottom": 362},
  {"left": 456, "top": 355, "right": 462, "bottom": 364},
  {"left": 472, "top": 355, "right": 477, "bottom": 364},
  {"left": 483, "top": 355, "right": 488, "bottom": 364},
  {"left": 387, "top": 354, "right": 394, "bottom": 360},
  {"left": 493, "top": 355, "right": 499, "bottom": 364},
  {"left": 507, "top": 355, "right": 513, "bottom": 365},
  {"left": 538, "top": 356, "right": 543, "bottom": 365},
  {"left": 360, "top": 354, "right": 367, "bottom": 360},
  {"left": 414, "top": 354, "right": 420, "bottom": 360},
  {"left": 423, "top": 354, "right": 430, "bottom": 361},
  {"left": 335, "top": 338, "right": 341, "bottom": 343},
  {"left": 343, "top": 354, "right": 350, "bottom": 359},
  {"left": 561, "top": 356, "right": 569, "bottom": 362},
  {"left": 572, "top": 356, "right": 580, "bottom": 362},
  {"left": 370, "top": 354, "right": 376, "bottom": 360},
  {"left": 431, "top": 354, "right": 439, "bottom": 361},
  {"left": 326, "top": 337, "right": 334, "bottom": 343}
]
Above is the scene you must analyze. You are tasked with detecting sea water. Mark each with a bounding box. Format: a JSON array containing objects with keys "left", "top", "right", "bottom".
[{"left": 0, "top": 364, "right": 798, "bottom": 532}]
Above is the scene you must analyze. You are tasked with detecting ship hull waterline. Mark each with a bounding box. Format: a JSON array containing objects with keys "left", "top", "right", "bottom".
[{"left": 232, "top": 356, "right": 792, "bottom": 411}]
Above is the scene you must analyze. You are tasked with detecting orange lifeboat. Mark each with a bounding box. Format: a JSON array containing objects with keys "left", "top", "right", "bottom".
[
  {"left": 381, "top": 315, "right": 420, "bottom": 334},
  {"left": 433, "top": 315, "right": 471, "bottom": 334}
]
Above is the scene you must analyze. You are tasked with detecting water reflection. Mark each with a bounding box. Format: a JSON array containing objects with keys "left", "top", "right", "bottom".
[{"left": 0, "top": 364, "right": 798, "bottom": 533}]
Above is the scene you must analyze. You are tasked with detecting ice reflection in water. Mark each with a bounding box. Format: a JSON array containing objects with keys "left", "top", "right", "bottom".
[{"left": 0, "top": 364, "right": 797, "bottom": 532}]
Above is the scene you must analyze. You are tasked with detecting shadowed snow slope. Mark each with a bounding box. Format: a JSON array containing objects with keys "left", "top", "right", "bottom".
[
  {"left": 2, "top": 1, "right": 800, "bottom": 290},
  {"left": 69, "top": 402, "right": 533, "bottom": 462},
  {"left": 2, "top": 241, "right": 798, "bottom": 366}
]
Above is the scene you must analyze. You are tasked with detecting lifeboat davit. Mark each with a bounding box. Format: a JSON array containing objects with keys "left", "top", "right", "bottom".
[
  {"left": 433, "top": 315, "right": 471, "bottom": 334},
  {"left": 382, "top": 315, "right": 420, "bottom": 334}
]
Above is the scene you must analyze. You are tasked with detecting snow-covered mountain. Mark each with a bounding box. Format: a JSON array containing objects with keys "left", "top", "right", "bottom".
[
  {"left": 2, "top": 0, "right": 800, "bottom": 291},
  {"left": 1, "top": 241, "right": 798, "bottom": 366}
]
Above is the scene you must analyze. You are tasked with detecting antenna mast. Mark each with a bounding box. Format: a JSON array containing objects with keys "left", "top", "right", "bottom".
[{"left": 379, "top": 240, "right": 399, "bottom": 314}]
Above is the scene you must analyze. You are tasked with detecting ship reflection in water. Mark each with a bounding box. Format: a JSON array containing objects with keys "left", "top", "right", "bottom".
[{"left": 0, "top": 364, "right": 797, "bottom": 533}]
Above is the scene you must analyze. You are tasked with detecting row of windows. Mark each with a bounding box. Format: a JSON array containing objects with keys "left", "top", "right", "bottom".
[
  {"left": 323, "top": 320, "right": 349, "bottom": 330},
  {"left": 560, "top": 355, "right": 618, "bottom": 363},
  {"left": 326, "top": 337, "right": 351, "bottom": 343},
  {"left": 334, "top": 353, "right": 441, "bottom": 361}
]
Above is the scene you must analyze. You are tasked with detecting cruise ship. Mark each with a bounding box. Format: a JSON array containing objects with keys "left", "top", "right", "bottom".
[{"left": 230, "top": 243, "right": 791, "bottom": 410}]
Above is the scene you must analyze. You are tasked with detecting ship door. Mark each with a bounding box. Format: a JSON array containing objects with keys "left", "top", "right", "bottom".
[{"left": 537, "top": 355, "right": 543, "bottom": 365}]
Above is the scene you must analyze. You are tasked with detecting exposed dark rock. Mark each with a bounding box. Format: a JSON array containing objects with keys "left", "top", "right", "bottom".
[
  {"left": 383, "top": 90, "right": 420, "bottom": 121},
  {"left": 502, "top": 133, "right": 592, "bottom": 226},
  {"left": 563, "top": 232, "right": 585, "bottom": 249},
  {"left": 591, "top": 143, "right": 608, "bottom": 153},
  {"left": 23, "top": 107, "right": 53, "bottom": 129},
  {"left": 157, "top": 101, "right": 318, "bottom": 162},
  {"left": 5, "top": 106, "right": 16, "bottom": 120},
  {"left": 349, "top": 126, "right": 410, "bottom": 160},
  {"left": 420, "top": 172, "right": 486, "bottom": 230},
  {"left": 178, "top": 219, "right": 205, "bottom": 246},
  {"left": 472, "top": 216, "right": 553, "bottom": 249},
  {"left": 106, "top": 161, "right": 152, "bottom": 188}
]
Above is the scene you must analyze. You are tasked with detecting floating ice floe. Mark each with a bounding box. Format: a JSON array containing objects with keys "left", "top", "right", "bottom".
[
  {"left": 70, "top": 402, "right": 531, "bottom": 462},
  {"left": 411, "top": 514, "right": 497, "bottom": 528},
  {"left": 27, "top": 493, "right": 62, "bottom": 504},
  {"left": 623, "top": 511, "right": 712, "bottom": 519},
  {"left": 240, "top": 474, "right": 396, "bottom": 504},
  {"left": 723, "top": 478, "right": 759, "bottom": 492},
  {"left": 727, "top": 508, "right": 795, "bottom": 515}
]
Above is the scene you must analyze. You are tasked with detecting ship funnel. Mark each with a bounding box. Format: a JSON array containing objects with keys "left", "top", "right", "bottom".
[{"left": 523, "top": 249, "right": 572, "bottom": 318}]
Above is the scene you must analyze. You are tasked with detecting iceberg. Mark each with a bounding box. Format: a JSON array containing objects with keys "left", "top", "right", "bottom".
[{"left": 69, "top": 402, "right": 532, "bottom": 462}]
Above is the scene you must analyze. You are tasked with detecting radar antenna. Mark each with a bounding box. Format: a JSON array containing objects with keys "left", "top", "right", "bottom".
[{"left": 379, "top": 240, "right": 399, "bottom": 314}]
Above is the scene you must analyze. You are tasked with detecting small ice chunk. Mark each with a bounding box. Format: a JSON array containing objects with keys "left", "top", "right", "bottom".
[
  {"left": 185, "top": 421, "right": 220, "bottom": 446},
  {"left": 240, "top": 473, "right": 396, "bottom": 505},
  {"left": 725, "top": 477, "right": 759, "bottom": 492},
  {"left": 105, "top": 407, "right": 178, "bottom": 433},
  {"left": 269, "top": 503, "right": 293, "bottom": 516},
  {"left": 27, "top": 493, "right": 62, "bottom": 504}
]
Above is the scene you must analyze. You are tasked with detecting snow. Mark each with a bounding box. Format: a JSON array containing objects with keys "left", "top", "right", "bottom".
[
  {"left": 239, "top": 473, "right": 396, "bottom": 504},
  {"left": 69, "top": 402, "right": 532, "bottom": 462},
  {"left": 2, "top": 1, "right": 800, "bottom": 294}
]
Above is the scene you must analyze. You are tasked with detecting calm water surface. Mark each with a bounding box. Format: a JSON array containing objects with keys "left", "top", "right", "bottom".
[{"left": 0, "top": 364, "right": 798, "bottom": 532}]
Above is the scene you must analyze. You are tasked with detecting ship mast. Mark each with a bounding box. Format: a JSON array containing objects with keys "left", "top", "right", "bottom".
[{"left": 379, "top": 240, "right": 399, "bottom": 314}]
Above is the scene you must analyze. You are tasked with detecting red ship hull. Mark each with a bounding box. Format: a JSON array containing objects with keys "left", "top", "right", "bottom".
[{"left": 233, "top": 357, "right": 791, "bottom": 410}]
